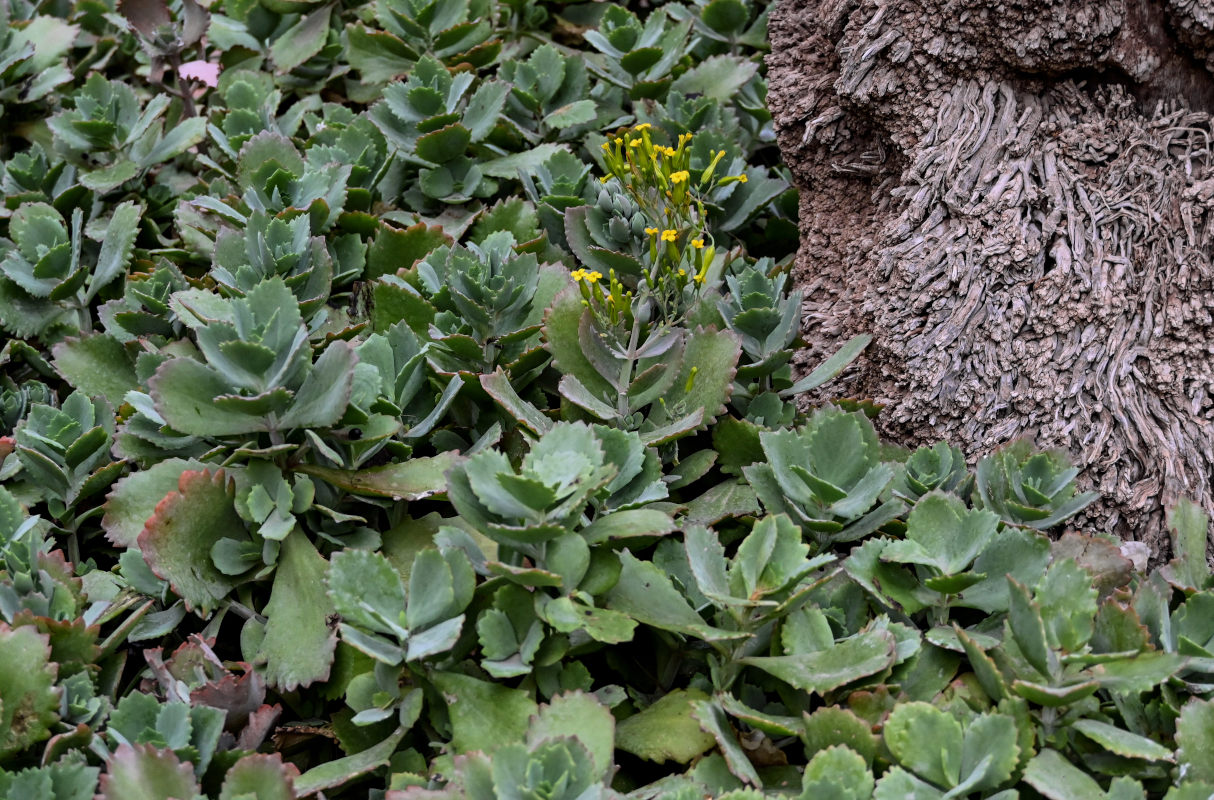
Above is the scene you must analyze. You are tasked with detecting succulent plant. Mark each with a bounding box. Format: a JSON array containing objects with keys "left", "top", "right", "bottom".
[
  {"left": 47, "top": 75, "right": 206, "bottom": 194},
  {"left": 328, "top": 545, "right": 474, "bottom": 666},
  {"left": 975, "top": 439, "right": 1099, "bottom": 530},
  {"left": 744, "top": 407, "right": 903, "bottom": 546},
  {"left": 148, "top": 278, "right": 356, "bottom": 439},
  {"left": 0, "top": 201, "right": 141, "bottom": 339},
  {"left": 500, "top": 44, "right": 600, "bottom": 142},
  {"left": 584, "top": 6, "right": 692, "bottom": 100},
  {"left": 12, "top": 391, "right": 123, "bottom": 521}
]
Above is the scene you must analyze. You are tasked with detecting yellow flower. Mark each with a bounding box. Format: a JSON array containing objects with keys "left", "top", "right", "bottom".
[
  {"left": 644, "top": 227, "right": 659, "bottom": 235},
  {"left": 665, "top": 147, "right": 677, "bottom": 156},
  {"left": 634, "top": 122, "right": 652, "bottom": 131},
  {"left": 628, "top": 138, "right": 641, "bottom": 147},
  {"left": 691, "top": 238, "right": 704, "bottom": 248},
  {"left": 670, "top": 170, "right": 689, "bottom": 184},
  {"left": 738, "top": 174, "right": 748, "bottom": 183},
  {"left": 678, "top": 268, "right": 686, "bottom": 276},
  {"left": 661, "top": 229, "right": 678, "bottom": 242},
  {"left": 571, "top": 269, "right": 586, "bottom": 281},
  {"left": 583, "top": 270, "right": 602, "bottom": 283}
]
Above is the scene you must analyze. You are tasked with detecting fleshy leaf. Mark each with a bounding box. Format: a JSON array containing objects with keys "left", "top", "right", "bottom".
[
  {"left": 258, "top": 531, "right": 337, "bottom": 691},
  {"left": 97, "top": 743, "right": 201, "bottom": 800},
  {"left": 615, "top": 688, "right": 716, "bottom": 764},
  {"left": 137, "top": 469, "right": 250, "bottom": 616},
  {"left": 0, "top": 624, "right": 60, "bottom": 758}
]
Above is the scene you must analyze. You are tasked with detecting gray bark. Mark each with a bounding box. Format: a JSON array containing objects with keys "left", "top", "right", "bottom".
[{"left": 767, "top": 0, "right": 1214, "bottom": 558}]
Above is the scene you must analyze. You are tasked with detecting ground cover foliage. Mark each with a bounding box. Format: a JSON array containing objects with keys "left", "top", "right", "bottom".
[{"left": 0, "top": 0, "right": 1212, "bottom": 797}]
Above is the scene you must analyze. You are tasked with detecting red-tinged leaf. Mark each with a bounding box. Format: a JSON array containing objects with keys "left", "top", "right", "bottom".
[
  {"left": 237, "top": 704, "right": 283, "bottom": 751},
  {"left": 137, "top": 469, "right": 251, "bottom": 617},
  {"left": 97, "top": 743, "right": 201, "bottom": 800},
  {"left": 0, "top": 623, "right": 60, "bottom": 758},
  {"left": 118, "top": 0, "right": 170, "bottom": 36},
  {"left": 219, "top": 753, "right": 299, "bottom": 800}
]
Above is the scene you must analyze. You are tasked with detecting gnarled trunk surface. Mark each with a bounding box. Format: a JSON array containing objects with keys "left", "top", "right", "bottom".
[{"left": 767, "top": 0, "right": 1214, "bottom": 557}]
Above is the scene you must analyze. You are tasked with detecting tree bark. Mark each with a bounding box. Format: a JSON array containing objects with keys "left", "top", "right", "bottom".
[{"left": 767, "top": 0, "right": 1214, "bottom": 558}]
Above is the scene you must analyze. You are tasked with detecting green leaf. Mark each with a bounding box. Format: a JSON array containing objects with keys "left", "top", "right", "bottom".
[
  {"left": 882, "top": 491, "right": 999, "bottom": 575},
  {"left": 96, "top": 744, "right": 201, "bottom": 800},
  {"left": 415, "top": 124, "right": 472, "bottom": 164},
  {"left": 328, "top": 549, "right": 407, "bottom": 637},
  {"left": 616, "top": 688, "right": 716, "bottom": 764},
  {"left": 802, "top": 707, "right": 879, "bottom": 766},
  {"left": 1022, "top": 749, "right": 1105, "bottom": 800},
  {"left": 406, "top": 548, "right": 456, "bottom": 630},
  {"left": 87, "top": 201, "right": 142, "bottom": 301},
  {"left": 670, "top": 55, "right": 757, "bottom": 101},
  {"left": 526, "top": 692, "right": 615, "bottom": 780},
  {"left": 480, "top": 369, "right": 552, "bottom": 434},
  {"left": 270, "top": 4, "right": 332, "bottom": 73},
  {"left": 138, "top": 117, "right": 207, "bottom": 167},
  {"left": 0, "top": 624, "right": 59, "bottom": 758},
  {"left": 606, "top": 550, "right": 746, "bottom": 641},
  {"left": 81, "top": 160, "right": 139, "bottom": 192},
  {"left": 296, "top": 451, "right": 462, "bottom": 500},
  {"left": 701, "top": 0, "right": 749, "bottom": 34},
  {"left": 1177, "top": 698, "right": 1214, "bottom": 783},
  {"left": 544, "top": 100, "right": 597, "bottom": 129},
  {"left": 780, "top": 335, "right": 872, "bottom": 398},
  {"left": 346, "top": 24, "right": 415, "bottom": 84},
  {"left": 236, "top": 132, "right": 304, "bottom": 192},
  {"left": 1071, "top": 719, "right": 1173, "bottom": 762},
  {"left": 881, "top": 702, "right": 962, "bottom": 788},
  {"left": 258, "top": 531, "right": 337, "bottom": 690},
  {"left": 52, "top": 334, "right": 138, "bottom": 408},
  {"left": 137, "top": 469, "right": 249, "bottom": 616},
  {"left": 277, "top": 341, "right": 356, "bottom": 429},
  {"left": 740, "top": 630, "right": 896, "bottom": 694},
  {"left": 801, "top": 746, "right": 875, "bottom": 800},
  {"left": 431, "top": 672, "right": 537, "bottom": 754},
  {"left": 685, "top": 480, "right": 760, "bottom": 527},
  {"left": 692, "top": 697, "right": 760, "bottom": 786},
  {"left": 1006, "top": 576, "right": 1051, "bottom": 675},
  {"left": 580, "top": 508, "right": 675, "bottom": 544},
  {"left": 294, "top": 726, "right": 407, "bottom": 796},
  {"left": 1036, "top": 558, "right": 1097, "bottom": 653},
  {"left": 481, "top": 144, "right": 570, "bottom": 179},
  {"left": 1162, "top": 498, "right": 1211, "bottom": 591},
  {"left": 149, "top": 358, "right": 261, "bottom": 436},
  {"left": 661, "top": 327, "right": 740, "bottom": 427},
  {"left": 543, "top": 596, "right": 636, "bottom": 643}
]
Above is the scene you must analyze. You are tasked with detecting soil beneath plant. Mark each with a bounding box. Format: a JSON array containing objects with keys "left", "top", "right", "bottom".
[{"left": 767, "top": 0, "right": 1214, "bottom": 560}]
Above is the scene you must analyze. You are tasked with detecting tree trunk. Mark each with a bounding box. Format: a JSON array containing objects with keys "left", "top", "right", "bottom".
[{"left": 767, "top": 0, "right": 1214, "bottom": 558}]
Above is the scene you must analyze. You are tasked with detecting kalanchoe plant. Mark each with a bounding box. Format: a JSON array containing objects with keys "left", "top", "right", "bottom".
[
  {"left": 0, "top": 201, "right": 141, "bottom": 339},
  {"left": 976, "top": 439, "right": 1099, "bottom": 529},
  {"left": 12, "top": 391, "right": 124, "bottom": 526},
  {"left": 891, "top": 441, "right": 973, "bottom": 502},
  {"left": 500, "top": 44, "right": 600, "bottom": 143},
  {"left": 583, "top": 6, "right": 692, "bottom": 99},
  {"left": 328, "top": 545, "right": 474, "bottom": 667},
  {"left": 744, "top": 407, "right": 904, "bottom": 547},
  {"left": 0, "top": 9, "right": 76, "bottom": 119},
  {"left": 210, "top": 209, "right": 333, "bottom": 321},
  {"left": 370, "top": 56, "right": 510, "bottom": 208},
  {"left": 47, "top": 75, "right": 206, "bottom": 194},
  {"left": 346, "top": 0, "right": 500, "bottom": 87},
  {"left": 445, "top": 422, "right": 618, "bottom": 555},
  {"left": 148, "top": 277, "right": 356, "bottom": 440}
]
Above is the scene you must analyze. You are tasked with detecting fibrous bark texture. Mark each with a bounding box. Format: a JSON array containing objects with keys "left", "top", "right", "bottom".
[{"left": 768, "top": 0, "right": 1214, "bottom": 556}]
